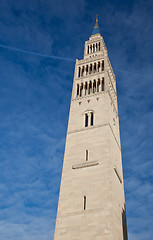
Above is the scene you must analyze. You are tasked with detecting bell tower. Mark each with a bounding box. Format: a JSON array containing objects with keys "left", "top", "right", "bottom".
[{"left": 54, "top": 17, "right": 128, "bottom": 240}]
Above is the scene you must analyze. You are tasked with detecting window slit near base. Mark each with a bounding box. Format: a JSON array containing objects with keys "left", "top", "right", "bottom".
[
  {"left": 84, "top": 196, "right": 86, "bottom": 210},
  {"left": 85, "top": 150, "right": 88, "bottom": 161}
]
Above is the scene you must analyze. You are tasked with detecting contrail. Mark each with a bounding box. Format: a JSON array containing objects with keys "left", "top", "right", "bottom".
[
  {"left": 0, "top": 43, "right": 75, "bottom": 62},
  {"left": 0, "top": 43, "right": 142, "bottom": 76}
]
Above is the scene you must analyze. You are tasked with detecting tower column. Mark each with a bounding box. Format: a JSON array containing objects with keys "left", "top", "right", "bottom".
[{"left": 54, "top": 17, "right": 128, "bottom": 240}]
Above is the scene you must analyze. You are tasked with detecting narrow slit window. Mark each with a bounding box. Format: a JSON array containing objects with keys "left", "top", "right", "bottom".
[
  {"left": 84, "top": 196, "right": 86, "bottom": 210},
  {"left": 91, "top": 112, "right": 94, "bottom": 126},
  {"left": 94, "top": 63, "right": 96, "bottom": 72},
  {"left": 85, "top": 114, "right": 88, "bottom": 127},
  {"left": 93, "top": 80, "right": 96, "bottom": 93},
  {"left": 102, "top": 78, "right": 104, "bottom": 91},
  {"left": 89, "top": 64, "right": 92, "bottom": 74},
  {"left": 96, "top": 43, "right": 98, "bottom": 51},
  {"left": 85, "top": 150, "right": 88, "bottom": 161},
  {"left": 99, "top": 42, "right": 100, "bottom": 51},
  {"left": 86, "top": 65, "right": 88, "bottom": 75},
  {"left": 97, "top": 79, "right": 100, "bottom": 92},
  {"left": 85, "top": 82, "right": 87, "bottom": 95},
  {"left": 88, "top": 81, "right": 92, "bottom": 94},
  {"left": 80, "top": 83, "right": 83, "bottom": 97},
  {"left": 78, "top": 67, "right": 81, "bottom": 78},
  {"left": 93, "top": 44, "right": 95, "bottom": 52},
  {"left": 77, "top": 84, "right": 79, "bottom": 97},
  {"left": 98, "top": 61, "right": 100, "bottom": 72},
  {"left": 81, "top": 66, "right": 84, "bottom": 77},
  {"left": 90, "top": 45, "right": 92, "bottom": 53},
  {"left": 102, "top": 60, "right": 104, "bottom": 71}
]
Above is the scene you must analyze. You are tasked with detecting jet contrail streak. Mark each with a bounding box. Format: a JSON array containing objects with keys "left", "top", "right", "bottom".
[
  {"left": 0, "top": 43, "right": 142, "bottom": 76},
  {"left": 0, "top": 43, "right": 75, "bottom": 62}
]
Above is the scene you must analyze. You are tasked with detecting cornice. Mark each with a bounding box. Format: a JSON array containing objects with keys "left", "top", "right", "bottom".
[
  {"left": 76, "top": 53, "right": 105, "bottom": 65},
  {"left": 71, "top": 91, "right": 105, "bottom": 102},
  {"left": 75, "top": 71, "right": 105, "bottom": 81}
]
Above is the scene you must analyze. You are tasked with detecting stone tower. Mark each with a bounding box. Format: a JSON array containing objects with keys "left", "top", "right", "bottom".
[{"left": 54, "top": 17, "right": 128, "bottom": 240}]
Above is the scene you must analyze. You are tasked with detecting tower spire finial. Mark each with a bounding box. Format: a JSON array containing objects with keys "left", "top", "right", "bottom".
[
  {"left": 92, "top": 14, "right": 100, "bottom": 35},
  {"left": 96, "top": 14, "right": 98, "bottom": 22},
  {"left": 95, "top": 14, "right": 99, "bottom": 28}
]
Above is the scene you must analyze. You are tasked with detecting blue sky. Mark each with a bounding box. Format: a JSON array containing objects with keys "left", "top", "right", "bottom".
[{"left": 0, "top": 0, "right": 153, "bottom": 239}]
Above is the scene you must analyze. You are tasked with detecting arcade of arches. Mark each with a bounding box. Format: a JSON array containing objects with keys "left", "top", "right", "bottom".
[
  {"left": 76, "top": 78, "right": 104, "bottom": 98},
  {"left": 86, "top": 42, "right": 101, "bottom": 54},
  {"left": 78, "top": 60, "right": 104, "bottom": 78}
]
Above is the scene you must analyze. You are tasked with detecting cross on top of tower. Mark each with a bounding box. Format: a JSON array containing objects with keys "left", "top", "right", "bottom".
[{"left": 92, "top": 14, "right": 100, "bottom": 36}]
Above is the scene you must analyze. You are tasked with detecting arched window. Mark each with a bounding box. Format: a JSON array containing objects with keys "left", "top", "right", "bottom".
[
  {"left": 80, "top": 83, "right": 83, "bottom": 97},
  {"left": 102, "top": 60, "right": 104, "bottom": 71},
  {"left": 96, "top": 43, "right": 98, "bottom": 51},
  {"left": 102, "top": 78, "right": 104, "bottom": 91},
  {"left": 89, "top": 64, "right": 92, "bottom": 74},
  {"left": 94, "top": 62, "right": 96, "bottom": 72},
  {"left": 99, "top": 42, "right": 100, "bottom": 51},
  {"left": 81, "top": 66, "right": 84, "bottom": 77},
  {"left": 91, "top": 112, "right": 94, "bottom": 126},
  {"left": 78, "top": 67, "right": 81, "bottom": 78},
  {"left": 98, "top": 61, "right": 100, "bottom": 72},
  {"left": 87, "top": 45, "right": 89, "bottom": 54},
  {"left": 93, "top": 44, "right": 95, "bottom": 53},
  {"left": 93, "top": 80, "right": 96, "bottom": 93},
  {"left": 86, "top": 65, "right": 88, "bottom": 75},
  {"left": 84, "top": 111, "right": 94, "bottom": 127},
  {"left": 85, "top": 114, "right": 88, "bottom": 127},
  {"left": 90, "top": 45, "right": 92, "bottom": 53},
  {"left": 85, "top": 82, "right": 87, "bottom": 95},
  {"left": 88, "top": 81, "right": 92, "bottom": 94},
  {"left": 97, "top": 79, "right": 100, "bottom": 92},
  {"left": 76, "top": 84, "right": 79, "bottom": 97}
]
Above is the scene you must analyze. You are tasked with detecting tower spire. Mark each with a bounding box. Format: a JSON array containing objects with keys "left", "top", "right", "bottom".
[
  {"left": 54, "top": 18, "right": 128, "bottom": 240},
  {"left": 92, "top": 14, "right": 100, "bottom": 35},
  {"left": 95, "top": 14, "right": 98, "bottom": 27}
]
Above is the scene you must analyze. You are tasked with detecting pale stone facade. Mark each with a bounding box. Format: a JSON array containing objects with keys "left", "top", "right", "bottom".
[{"left": 54, "top": 19, "right": 128, "bottom": 240}]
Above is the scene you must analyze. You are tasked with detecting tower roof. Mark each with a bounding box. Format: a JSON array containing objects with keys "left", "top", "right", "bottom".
[{"left": 92, "top": 15, "right": 100, "bottom": 35}]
